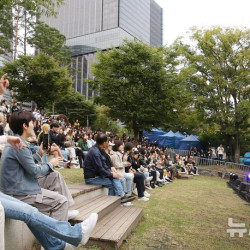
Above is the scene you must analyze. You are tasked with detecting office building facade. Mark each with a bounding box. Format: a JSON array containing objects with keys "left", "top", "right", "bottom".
[{"left": 42, "top": 0, "right": 163, "bottom": 99}]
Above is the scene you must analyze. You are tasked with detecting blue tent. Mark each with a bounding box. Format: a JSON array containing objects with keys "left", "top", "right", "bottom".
[
  {"left": 178, "top": 135, "right": 201, "bottom": 150},
  {"left": 158, "top": 130, "right": 175, "bottom": 147},
  {"left": 143, "top": 128, "right": 166, "bottom": 143},
  {"left": 174, "top": 131, "right": 185, "bottom": 149}
]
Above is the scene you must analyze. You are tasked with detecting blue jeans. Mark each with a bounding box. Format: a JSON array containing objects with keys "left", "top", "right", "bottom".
[
  {"left": 85, "top": 177, "right": 124, "bottom": 196},
  {"left": 0, "top": 192, "right": 82, "bottom": 250},
  {"left": 120, "top": 173, "right": 134, "bottom": 193}
]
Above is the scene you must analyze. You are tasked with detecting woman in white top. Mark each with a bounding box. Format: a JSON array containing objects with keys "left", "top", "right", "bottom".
[{"left": 110, "top": 140, "right": 134, "bottom": 194}]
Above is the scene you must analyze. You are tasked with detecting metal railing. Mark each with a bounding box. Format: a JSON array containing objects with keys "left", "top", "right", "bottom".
[{"left": 165, "top": 148, "right": 250, "bottom": 173}]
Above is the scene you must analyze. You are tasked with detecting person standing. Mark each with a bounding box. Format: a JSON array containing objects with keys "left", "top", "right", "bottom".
[{"left": 217, "top": 144, "right": 224, "bottom": 161}]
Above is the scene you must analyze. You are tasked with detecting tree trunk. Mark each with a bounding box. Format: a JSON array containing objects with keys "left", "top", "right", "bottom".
[
  {"left": 132, "top": 117, "right": 139, "bottom": 141},
  {"left": 52, "top": 102, "right": 55, "bottom": 115},
  {"left": 234, "top": 130, "right": 240, "bottom": 163},
  {"left": 13, "top": 6, "right": 21, "bottom": 61},
  {"left": 23, "top": 10, "right": 27, "bottom": 56}
]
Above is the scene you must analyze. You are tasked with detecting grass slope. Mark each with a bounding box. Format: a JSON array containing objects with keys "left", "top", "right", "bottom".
[{"left": 58, "top": 169, "right": 250, "bottom": 250}]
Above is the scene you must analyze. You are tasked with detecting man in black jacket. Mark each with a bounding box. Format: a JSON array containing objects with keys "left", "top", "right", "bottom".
[{"left": 83, "top": 133, "right": 124, "bottom": 196}]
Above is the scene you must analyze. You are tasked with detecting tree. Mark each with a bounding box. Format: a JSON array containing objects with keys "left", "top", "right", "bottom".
[
  {"left": 179, "top": 27, "right": 250, "bottom": 161},
  {"left": 28, "top": 21, "right": 72, "bottom": 66},
  {"left": 1, "top": 53, "right": 72, "bottom": 109},
  {"left": 54, "top": 89, "right": 97, "bottom": 126},
  {"left": 0, "top": 0, "right": 64, "bottom": 58},
  {"left": 92, "top": 40, "right": 180, "bottom": 140},
  {"left": 0, "top": 3, "right": 13, "bottom": 55}
]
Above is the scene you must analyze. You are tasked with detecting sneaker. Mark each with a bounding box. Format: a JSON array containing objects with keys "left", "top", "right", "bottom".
[
  {"left": 68, "top": 210, "right": 79, "bottom": 220},
  {"left": 56, "top": 165, "right": 64, "bottom": 169},
  {"left": 121, "top": 196, "right": 136, "bottom": 203},
  {"left": 64, "top": 243, "right": 76, "bottom": 250},
  {"left": 81, "top": 213, "right": 98, "bottom": 245},
  {"left": 138, "top": 196, "right": 149, "bottom": 201},
  {"left": 145, "top": 185, "right": 152, "bottom": 190},
  {"left": 63, "top": 159, "right": 69, "bottom": 163},
  {"left": 157, "top": 179, "right": 164, "bottom": 183},
  {"left": 144, "top": 191, "right": 151, "bottom": 198},
  {"left": 132, "top": 188, "right": 138, "bottom": 196},
  {"left": 122, "top": 202, "right": 133, "bottom": 207},
  {"left": 71, "top": 160, "right": 78, "bottom": 165}
]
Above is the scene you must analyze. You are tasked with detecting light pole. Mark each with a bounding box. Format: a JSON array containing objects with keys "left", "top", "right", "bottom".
[{"left": 86, "top": 114, "right": 95, "bottom": 128}]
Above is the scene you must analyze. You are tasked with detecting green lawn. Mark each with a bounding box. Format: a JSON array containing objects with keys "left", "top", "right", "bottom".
[{"left": 58, "top": 169, "right": 250, "bottom": 250}]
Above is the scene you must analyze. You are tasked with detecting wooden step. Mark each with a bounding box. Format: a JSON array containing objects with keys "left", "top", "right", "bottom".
[
  {"left": 70, "top": 194, "right": 121, "bottom": 221},
  {"left": 87, "top": 206, "right": 143, "bottom": 249},
  {"left": 68, "top": 184, "right": 109, "bottom": 205}
]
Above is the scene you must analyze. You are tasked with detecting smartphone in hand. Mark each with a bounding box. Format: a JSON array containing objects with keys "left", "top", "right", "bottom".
[{"left": 43, "top": 133, "right": 49, "bottom": 150}]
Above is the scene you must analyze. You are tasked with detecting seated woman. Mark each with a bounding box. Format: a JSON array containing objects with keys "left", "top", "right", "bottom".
[
  {"left": 37, "top": 123, "right": 67, "bottom": 164},
  {"left": 110, "top": 140, "right": 134, "bottom": 195},
  {"left": 125, "top": 143, "right": 150, "bottom": 201},
  {"left": 64, "top": 129, "right": 78, "bottom": 165}
]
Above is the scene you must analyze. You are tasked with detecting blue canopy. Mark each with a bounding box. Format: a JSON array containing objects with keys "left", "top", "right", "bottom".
[
  {"left": 158, "top": 131, "right": 175, "bottom": 147},
  {"left": 175, "top": 131, "right": 184, "bottom": 137},
  {"left": 178, "top": 135, "right": 201, "bottom": 150},
  {"left": 174, "top": 131, "right": 185, "bottom": 149},
  {"left": 143, "top": 128, "right": 166, "bottom": 143}
]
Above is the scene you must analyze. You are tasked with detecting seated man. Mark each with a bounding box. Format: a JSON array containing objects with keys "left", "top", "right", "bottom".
[
  {"left": 0, "top": 111, "right": 78, "bottom": 221},
  {"left": 83, "top": 133, "right": 124, "bottom": 196}
]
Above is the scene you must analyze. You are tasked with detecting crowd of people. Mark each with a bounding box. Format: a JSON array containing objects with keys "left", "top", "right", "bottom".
[
  {"left": 0, "top": 74, "right": 98, "bottom": 250},
  {"left": 0, "top": 73, "right": 200, "bottom": 249}
]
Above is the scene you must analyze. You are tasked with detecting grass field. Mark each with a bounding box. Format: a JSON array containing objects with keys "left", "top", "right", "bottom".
[{"left": 58, "top": 169, "right": 250, "bottom": 250}]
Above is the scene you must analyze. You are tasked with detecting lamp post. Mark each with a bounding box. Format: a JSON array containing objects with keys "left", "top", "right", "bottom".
[{"left": 86, "top": 114, "right": 95, "bottom": 128}]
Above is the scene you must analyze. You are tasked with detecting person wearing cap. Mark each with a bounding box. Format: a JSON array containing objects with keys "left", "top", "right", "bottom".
[{"left": 83, "top": 133, "right": 125, "bottom": 196}]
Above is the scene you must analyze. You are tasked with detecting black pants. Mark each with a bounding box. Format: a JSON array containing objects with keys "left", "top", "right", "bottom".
[
  {"left": 75, "top": 148, "right": 85, "bottom": 168},
  {"left": 134, "top": 172, "right": 145, "bottom": 198}
]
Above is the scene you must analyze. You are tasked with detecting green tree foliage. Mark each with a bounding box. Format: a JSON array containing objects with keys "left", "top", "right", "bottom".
[
  {"left": 92, "top": 105, "right": 122, "bottom": 134},
  {"left": 0, "top": 0, "right": 64, "bottom": 57},
  {"left": 92, "top": 40, "right": 180, "bottom": 139},
  {"left": 54, "top": 89, "right": 97, "bottom": 126},
  {"left": 179, "top": 27, "right": 250, "bottom": 161},
  {"left": 28, "top": 21, "right": 71, "bottom": 66},
  {"left": 1, "top": 53, "right": 72, "bottom": 108},
  {"left": 0, "top": 3, "right": 13, "bottom": 55}
]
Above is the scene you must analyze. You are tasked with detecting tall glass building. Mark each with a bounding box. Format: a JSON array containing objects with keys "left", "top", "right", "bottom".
[{"left": 41, "top": 0, "right": 163, "bottom": 99}]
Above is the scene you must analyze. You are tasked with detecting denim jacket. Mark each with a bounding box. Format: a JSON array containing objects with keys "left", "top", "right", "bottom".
[{"left": 0, "top": 136, "right": 54, "bottom": 195}]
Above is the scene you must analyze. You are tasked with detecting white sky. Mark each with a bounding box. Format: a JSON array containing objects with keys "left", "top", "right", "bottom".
[{"left": 154, "top": 0, "right": 250, "bottom": 45}]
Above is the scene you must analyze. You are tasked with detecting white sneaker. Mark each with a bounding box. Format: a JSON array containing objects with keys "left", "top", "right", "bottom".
[
  {"left": 157, "top": 179, "right": 164, "bottom": 183},
  {"left": 71, "top": 160, "right": 78, "bottom": 165},
  {"left": 81, "top": 213, "right": 98, "bottom": 245},
  {"left": 122, "top": 202, "right": 133, "bottom": 207},
  {"left": 144, "top": 191, "right": 151, "bottom": 198},
  {"left": 132, "top": 188, "right": 138, "bottom": 196},
  {"left": 68, "top": 210, "right": 79, "bottom": 220},
  {"left": 138, "top": 196, "right": 149, "bottom": 201},
  {"left": 64, "top": 243, "right": 76, "bottom": 250},
  {"left": 145, "top": 185, "right": 152, "bottom": 190}
]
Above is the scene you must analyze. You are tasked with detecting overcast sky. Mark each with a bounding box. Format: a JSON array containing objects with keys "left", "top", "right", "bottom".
[{"left": 154, "top": 0, "right": 250, "bottom": 45}]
